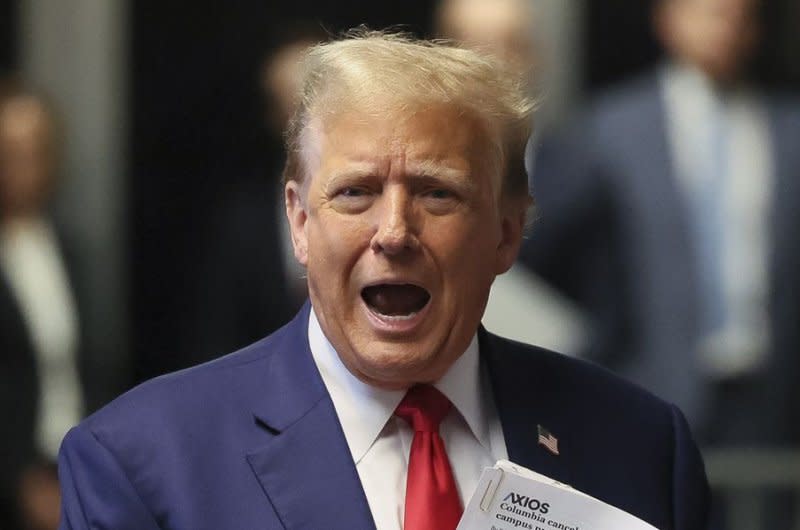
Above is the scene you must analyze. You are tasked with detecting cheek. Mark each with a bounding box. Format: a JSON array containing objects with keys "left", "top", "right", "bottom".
[
  {"left": 306, "top": 215, "right": 373, "bottom": 280},
  {"left": 434, "top": 221, "right": 500, "bottom": 280}
]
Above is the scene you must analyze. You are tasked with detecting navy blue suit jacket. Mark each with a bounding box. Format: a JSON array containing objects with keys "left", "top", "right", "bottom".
[{"left": 58, "top": 305, "right": 709, "bottom": 529}]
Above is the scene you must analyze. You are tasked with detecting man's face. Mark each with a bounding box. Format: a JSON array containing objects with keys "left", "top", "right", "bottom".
[
  {"left": 286, "top": 104, "right": 525, "bottom": 389},
  {"left": 658, "top": 0, "right": 760, "bottom": 83},
  {"left": 0, "top": 98, "right": 55, "bottom": 215}
]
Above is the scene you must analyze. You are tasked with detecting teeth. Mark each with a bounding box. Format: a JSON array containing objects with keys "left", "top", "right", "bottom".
[{"left": 374, "top": 310, "right": 418, "bottom": 321}]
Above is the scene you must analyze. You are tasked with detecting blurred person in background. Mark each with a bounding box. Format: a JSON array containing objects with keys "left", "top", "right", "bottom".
[
  {"left": 0, "top": 81, "right": 84, "bottom": 530},
  {"left": 435, "top": 0, "right": 538, "bottom": 82},
  {"left": 434, "top": 0, "right": 590, "bottom": 354},
  {"left": 522, "top": 0, "right": 800, "bottom": 450},
  {"left": 183, "top": 25, "right": 327, "bottom": 364}
]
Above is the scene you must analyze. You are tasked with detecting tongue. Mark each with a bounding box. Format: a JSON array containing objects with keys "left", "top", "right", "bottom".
[{"left": 362, "top": 284, "right": 430, "bottom": 316}]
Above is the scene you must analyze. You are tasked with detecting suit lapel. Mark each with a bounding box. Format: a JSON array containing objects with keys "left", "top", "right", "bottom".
[
  {"left": 618, "top": 74, "right": 700, "bottom": 333},
  {"left": 630, "top": 74, "right": 695, "bottom": 264},
  {"left": 246, "top": 305, "right": 376, "bottom": 530},
  {"left": 481, "top": 329, "right": 572, "bottom": 486}
]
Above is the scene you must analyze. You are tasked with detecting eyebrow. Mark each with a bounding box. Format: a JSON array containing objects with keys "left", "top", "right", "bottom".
[
  {"left": 323, "top": 159, "right": 476, "bottom": 192},
  {"left": 408, "top": 159, "right": 469, "bottom": 179},
  {"left": 406, "top": 160, "right": 475, "bottom": 192},
  {"left": 324, "top": 162, "right": 381, "bottom": 183}
]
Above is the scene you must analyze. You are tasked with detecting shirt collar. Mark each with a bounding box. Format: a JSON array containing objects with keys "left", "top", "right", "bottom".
[
  {"left": 307, "top": 307, "right": 490, "bottom": 464},
  {"left": 434, "top": 332, "right": 493, "bottom": 452}
]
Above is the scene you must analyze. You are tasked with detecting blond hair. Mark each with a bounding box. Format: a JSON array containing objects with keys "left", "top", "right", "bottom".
[{"left": 283, "top": 29, "right": 535, "bottom": 198}]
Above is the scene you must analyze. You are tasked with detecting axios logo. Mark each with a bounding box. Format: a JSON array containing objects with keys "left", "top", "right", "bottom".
[{"left": 502, "top": 493, "right": 550, "bottom": 514}]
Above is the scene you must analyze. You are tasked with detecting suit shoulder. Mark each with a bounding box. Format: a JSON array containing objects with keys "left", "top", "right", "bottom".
[
  {"left": 484, "top": 333, "right": 709, "bottom": 529},
  {"left": 80, "top": 317, "right": 301, "bottom": 438},
  {"left": 588, "top": 72, "right": 661, "bottom": 120},
  {"left": 768, "top": 94, "right": 800, "bottom": 128},
  {"left": 766, "top": 90, "right": 800, "bottom": 109},
  {"left": 485, "top": 332, "right": 676, "bottom": 420},
  {"left": 557, "top": 72, "right": 664, "bottom": 159}
]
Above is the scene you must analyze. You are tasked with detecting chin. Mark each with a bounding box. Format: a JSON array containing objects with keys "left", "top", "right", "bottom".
[{"left": 349, "top": 341, "right": 450, "bottom": 387}]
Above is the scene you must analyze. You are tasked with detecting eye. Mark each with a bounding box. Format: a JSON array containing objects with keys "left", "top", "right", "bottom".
[
  {"left": 420, "top": 186, "right": 461, "bottom": 214},
  {"left": 423, "top": 188, "right": 456, "bottom": 201},
  {"left": 423, "top": 188, "right": 455, "bottom": 200},
  {"left": 330, "top": 184, "right": 377, "bottom": 214},
  {"left": 339, "top": 186, "right": 371, "bottom": 198}
]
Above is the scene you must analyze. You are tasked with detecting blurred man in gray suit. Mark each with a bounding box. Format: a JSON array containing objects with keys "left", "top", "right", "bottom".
[{"left": 522, "top": 0, "right": 800, "bottom": 448}]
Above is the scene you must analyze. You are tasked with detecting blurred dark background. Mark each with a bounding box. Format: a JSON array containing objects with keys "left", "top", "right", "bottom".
[{"left": 0, "top": 0, "right": 18, "bottom": 73}]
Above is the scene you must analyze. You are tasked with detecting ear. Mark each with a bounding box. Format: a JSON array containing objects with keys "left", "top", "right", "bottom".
[
  {"left": 285, "top": 180, "right": 309, "bottom": 266},
  {"left": 494, "top": 195, "right": 532, "bottom": 275}
]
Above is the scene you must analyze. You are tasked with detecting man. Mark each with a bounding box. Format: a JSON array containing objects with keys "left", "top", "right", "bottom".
[
  {"left": 57, "top": 31, "right": 709, "bottom": 530},
  {"left": 521, "top": 0, "right": 800, "bottom": 446},
  {"left": 0, "top": 80, "right": 105, "bottom": 530}
]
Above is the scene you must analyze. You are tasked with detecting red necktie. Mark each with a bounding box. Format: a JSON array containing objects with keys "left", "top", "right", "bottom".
[{"left": 395, "top": 385, "right": 463, "bottom": 530}]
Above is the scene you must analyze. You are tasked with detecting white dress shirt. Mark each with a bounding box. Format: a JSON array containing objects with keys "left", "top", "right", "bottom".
[{"left": 308, "top": 308, "right": 508, "bottom": 530}]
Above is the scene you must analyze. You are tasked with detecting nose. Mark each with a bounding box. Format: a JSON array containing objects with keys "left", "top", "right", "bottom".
[{"left": 370, "top": 187, "right": 419, "bottom": 255}]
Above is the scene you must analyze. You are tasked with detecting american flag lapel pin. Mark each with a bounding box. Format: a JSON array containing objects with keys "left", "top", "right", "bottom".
[{"left": 537, "top": 424, "right": 560, "bottom": 456}]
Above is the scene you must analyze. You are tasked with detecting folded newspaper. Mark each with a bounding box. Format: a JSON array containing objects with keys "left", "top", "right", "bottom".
[{"left": 456, "top": 460, "right": 657, "bottom": 530}]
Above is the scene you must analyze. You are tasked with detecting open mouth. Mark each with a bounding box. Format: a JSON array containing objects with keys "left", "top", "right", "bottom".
[{"left": 361, "top": 284, "right": 431, "bottom": 319}]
